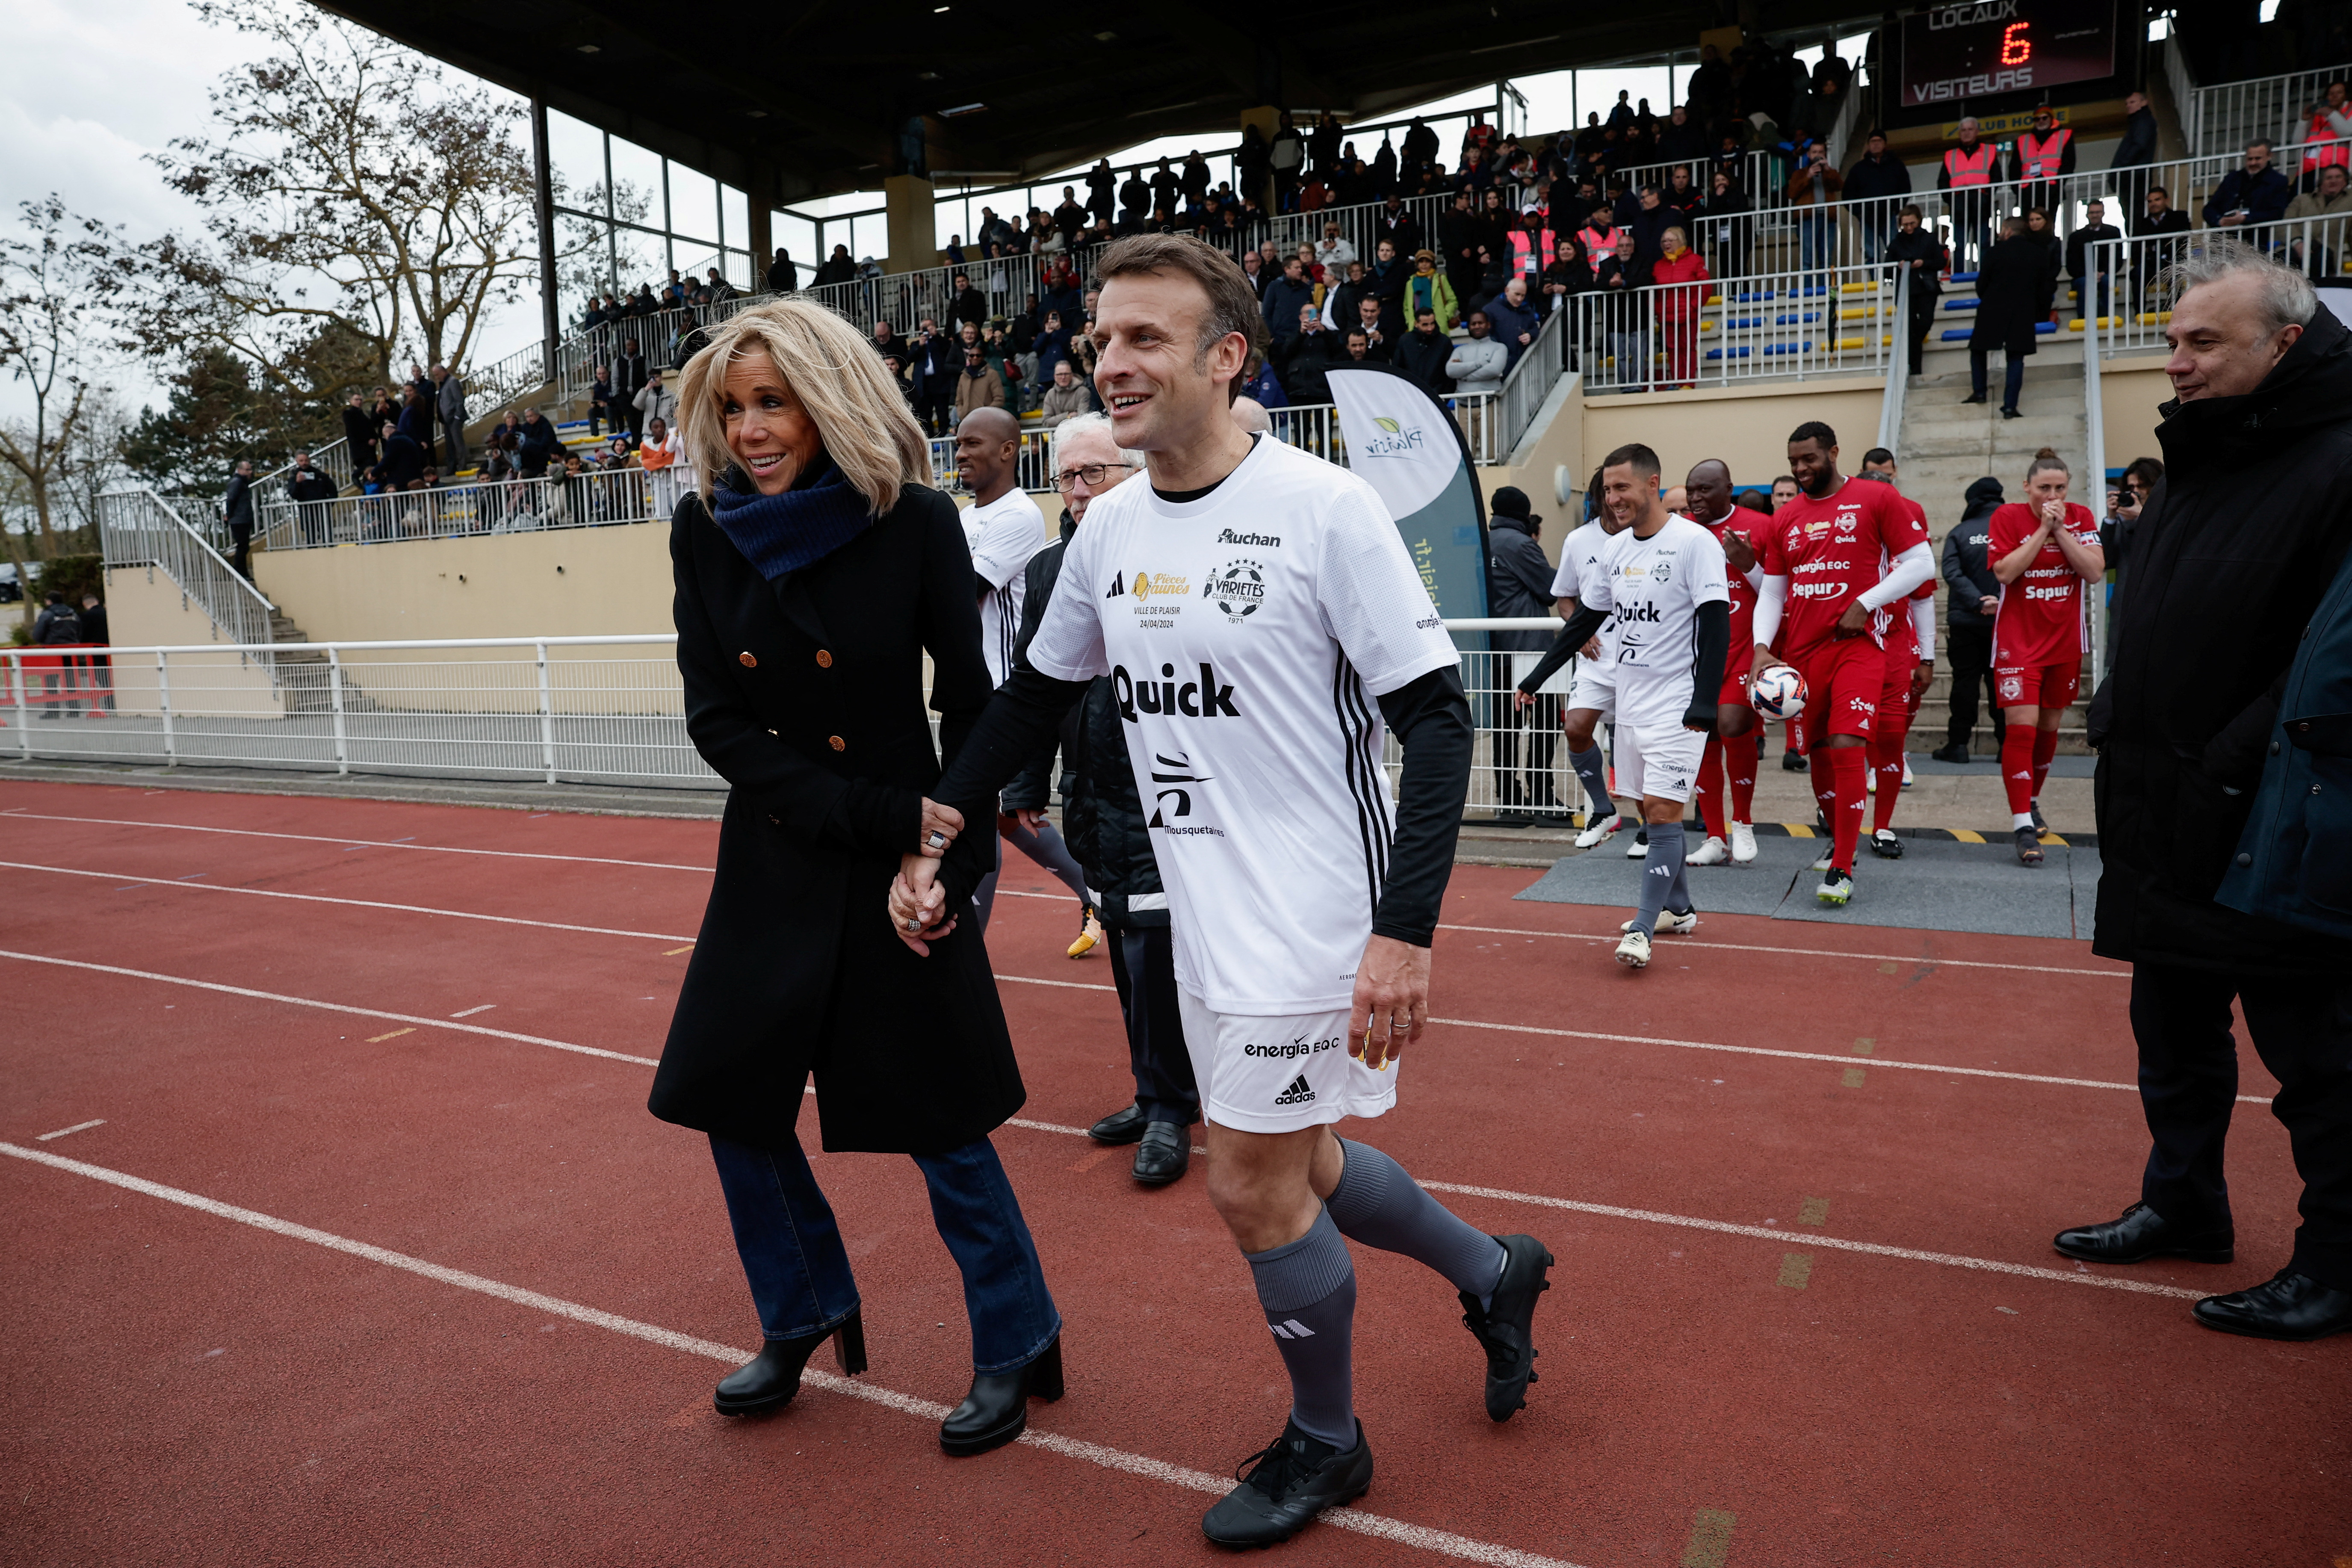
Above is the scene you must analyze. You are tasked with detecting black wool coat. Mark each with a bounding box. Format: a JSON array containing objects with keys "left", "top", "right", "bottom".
[
  {"left": 1968, "top": 236, "right": 2045, "bottom": 357},
  {"left": 2091, "top": 306, "right": 2352, "bottom": 975},
  {"left": 649, "top": 481, "right": 1024, "bottom": 1154}
]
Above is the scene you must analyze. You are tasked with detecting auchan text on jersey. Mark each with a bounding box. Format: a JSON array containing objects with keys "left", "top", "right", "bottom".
[{"left": 1114, "top": 661, "right": 1240, "bottom": 721}]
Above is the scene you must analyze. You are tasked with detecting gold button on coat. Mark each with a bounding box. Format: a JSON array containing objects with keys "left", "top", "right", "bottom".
[
  {"left": 738, "top": 652, "right": 757, "bottom": 667},
  {"left": 828, "top": 735, "right": 846, "bottom": 751},
  {"left": 815, "top": 650, "right": 833, "bottom": 668}
]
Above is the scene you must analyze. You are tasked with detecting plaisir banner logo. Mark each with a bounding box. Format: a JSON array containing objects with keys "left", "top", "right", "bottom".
[{"left": 1353, "top": 415, "right": 1429, "bottom": 458}]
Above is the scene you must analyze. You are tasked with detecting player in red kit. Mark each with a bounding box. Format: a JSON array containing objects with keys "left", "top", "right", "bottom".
[
  {"left": 1989, "top": 448, "right": 2104, "bottom": 865},
  {"left": 1750, "top": 422, "right": 1934, "bottom": 905},
  {"left": 1854, "top": 467, "right": 1938, "bottom": 858},
  {"left": 1682, "top": 458, "right": 1771, "bottom": 866}
]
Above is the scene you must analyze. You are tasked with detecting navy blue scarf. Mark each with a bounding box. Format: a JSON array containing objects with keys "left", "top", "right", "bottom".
[{"left": 707, "top": 457, "right": 874, "bottom": 580}]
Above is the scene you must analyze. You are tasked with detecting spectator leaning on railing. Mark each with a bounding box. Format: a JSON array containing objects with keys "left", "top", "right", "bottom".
[{"left": 2282, "top": 164, "right": 2352, "bottom": 277}]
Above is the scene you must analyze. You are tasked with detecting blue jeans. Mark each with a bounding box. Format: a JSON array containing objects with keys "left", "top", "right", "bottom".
[
  {"left": 710, "top": 1130, "right": 1061, "bottom": 1373},
  {"left": 1798, "top": 212, "right": 1833, "bottom": 275}
]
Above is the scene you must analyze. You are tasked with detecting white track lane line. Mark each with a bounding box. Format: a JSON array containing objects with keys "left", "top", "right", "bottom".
[
  {"left": 0, "top": 1140, "right": 1587, "bottom": 1568},
  {"left": 0, "top": 859, "right": 695, "bottom": 944},
  {"left": 0, "top": 808, "right": 714, "bottom": 872},
  {"left": 985, "top": 974, "right": 2271, "bottom": 1105},
  {"left": 0, "top": 950, "right": 2215, "bottom": 1305},
  {"left": 3, "top": 806, "right": 2127, "bottom": 983},
  {"left": 0, "top": 951, "right": 660, "bottom": 1068}
]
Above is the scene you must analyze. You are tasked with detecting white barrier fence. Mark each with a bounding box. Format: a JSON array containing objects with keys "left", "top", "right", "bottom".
[
  {"left": 254, "top": 466, "right": 679, "bottom": 550},
  {"left": 3, "top": 627, "right": 1604, "bottom": 817},
  {"left": 1572, "top": 261, "right": 1899, "bottom": 395}
]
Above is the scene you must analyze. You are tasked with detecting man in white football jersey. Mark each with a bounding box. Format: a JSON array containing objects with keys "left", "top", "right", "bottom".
[
  {"left": 1545, "top": 481, "right": 1634, "bottom": 849},
  {"left": 1517, "top": 444, "right": 1731, "bottom": 968},
  {"left": 894, "top": 234, "right": 1554, "bottom": 1549}
]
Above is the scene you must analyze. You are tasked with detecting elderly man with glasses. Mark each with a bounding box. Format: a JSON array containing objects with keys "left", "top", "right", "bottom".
[{"left": 1002, "top": 412, "right": 1202, "bottom": 1185}]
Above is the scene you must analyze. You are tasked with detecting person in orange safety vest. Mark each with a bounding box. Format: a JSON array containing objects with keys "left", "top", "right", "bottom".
[
  {"left": 2016, "top": 106, "right": 2076, "bottom": 227},
  {"left": 1938, "top": 115, "right": 2001, "bottom": 274}
]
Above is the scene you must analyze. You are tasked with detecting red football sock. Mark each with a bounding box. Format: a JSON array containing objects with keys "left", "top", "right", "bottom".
[
  {"left": 1724, "top": 730, "right": 1759, "bottom": 825},
  {"left": 1828, "top": 744, "right": 1867, "bottom": 872},
  {"left": 2030, "top": 727, "right": 2059, "bottom": 801},
  {"left": 2001, "top": 722, "right": 2037, "bottom": 817},
  {"left": 1869, "top": 732, "right": 1906, "bottom": 835},
  {"left": 1808, "top": 749, "right": 1837, "bottom": 830},
  {"left": 1696, "top": 737, "right": 1726, "bottom": 839}
]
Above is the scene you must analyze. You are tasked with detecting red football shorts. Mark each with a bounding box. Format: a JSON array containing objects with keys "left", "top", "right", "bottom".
[
  {"left": 1995, "top": 658, "right": 2081, "bottom": 713},
  {"left": 1880, "top": 645, "right": 1923, "bottom": 726},
  {"left": 1718, "top": 662, "right": 1752, "bottom": 712},
  {"left": 1792, "top": 637, "right": 1882, "bottom": 743}
]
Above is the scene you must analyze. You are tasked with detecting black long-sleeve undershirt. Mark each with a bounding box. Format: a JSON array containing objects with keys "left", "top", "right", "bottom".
[
  {"left": 1516, "top": 600, "right": 1728, "bottom": 731},
  {"left": 1515, "top": 603, "right": 1611, "bottom": 694},
  {"left": 932, "top": 662, "right": 1473, "bottom": 948}
]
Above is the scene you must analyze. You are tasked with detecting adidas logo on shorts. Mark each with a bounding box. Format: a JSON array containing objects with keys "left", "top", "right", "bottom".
[{"left": 1273, "top": 1074, "right": 1317, "bottom": 1106}]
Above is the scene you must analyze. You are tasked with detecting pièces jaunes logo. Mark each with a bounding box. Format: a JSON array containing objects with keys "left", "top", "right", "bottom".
[{"left": 1132, "top": 570, "right": 1191, "bottom": 599}]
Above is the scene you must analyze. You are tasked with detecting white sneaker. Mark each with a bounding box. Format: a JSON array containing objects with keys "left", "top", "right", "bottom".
[
  {"left": 1573, "top": 811, "right": 1623, "bottom": 850},
  {"left": 1902, "top": 756, "right": 1915, "bottom": 788},
  {"left": 1627, "top": 831, "right": 1651, "bottom": 857},
  {"left": 1614, "top": 927, "right": 1652, "bottom": 968},
  {"left": 1655, "top": 906, "right": 1699, "bottom": 936},
  {"left": 1729, "top": 823, "right": 1758, "bottom": 864},
  {"left": 1811, "top": 845, "right": 1833, "bottom": 871},
  {"left": 1686, "top": 835, "right": 1729, "bottom": 866}
]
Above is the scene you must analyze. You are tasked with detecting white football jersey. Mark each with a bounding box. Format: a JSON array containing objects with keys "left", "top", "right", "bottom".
[
  {"left": 1547, "top": 519, "right": 1621, "bottom": 666},
  {"left": 1581, "top": 515, "right": 1730, "bottom": 717},
  {"left": 1024, "top": 436, "right": 1457, "bottom": 1014},
  {"left": 963, "top": 490, "right": 1049, "bottom": 688}
]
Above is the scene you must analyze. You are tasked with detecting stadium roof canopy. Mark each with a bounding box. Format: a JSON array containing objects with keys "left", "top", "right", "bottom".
[{"left": 314, "top": 0, "right": 1871, "bottom": 206}]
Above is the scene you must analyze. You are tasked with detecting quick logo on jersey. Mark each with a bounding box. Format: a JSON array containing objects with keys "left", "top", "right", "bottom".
[
  {"left": 1113, "top": 661, "right": 1239, "bottom": 721},
  {"left": 1272, "top": 1074, "right": 1318, "bottom": 1106},
  {"left": 1203, "top": 559, "right": 1266, "bottom": 618},
  {"left": 1615, "top": 600, "right": 1664, "bottom": 624}
]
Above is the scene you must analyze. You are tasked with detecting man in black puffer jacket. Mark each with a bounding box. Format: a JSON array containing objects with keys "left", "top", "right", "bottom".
[
  {"left": 1007, "top": 413, "right": 1200, "bottom": 1187},
  {"left": 1932, "top": 476, "right": 2006, "bottom": 762},
  {"left": 2060, "top": 240, "right": 2352, "bottom": 1344}
]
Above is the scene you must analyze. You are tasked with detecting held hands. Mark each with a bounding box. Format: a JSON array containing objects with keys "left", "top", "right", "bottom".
[
  {"left": 1350, "top": 935, "right": 1430, "bottom": 1072},
  {"left": 917, "top": 796, "right": 963, "bottom": 859},
  {"left": 889, "top": 854, "right": 956, "bottom": 956}
]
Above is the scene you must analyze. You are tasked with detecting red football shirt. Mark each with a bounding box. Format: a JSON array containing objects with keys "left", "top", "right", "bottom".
[
  {"left": 1758, "top": 479, "right": 1931, "bottom": 662},
  {"left": 1872, "top": 495, "right": 1935, "bottom": 661},
  {"left": 1990, "top": 500, "right": 2099, "bottom": 667},
  {"left": 1700, "top": 504, "right": 1772, "bottom": 653}
]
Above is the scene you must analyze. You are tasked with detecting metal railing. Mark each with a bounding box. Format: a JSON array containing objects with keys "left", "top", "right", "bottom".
[
  {"left": 257, "top": 437, "right": 353, "bottom": 498},
  {"left": 1672, "top": 139, "right": 2337, "bottom": 283},
  {"left": 1495, "top": 309, "right": 1567, "bottom": 458},
  {"left": 96, "top": 489, "right": 277, "bottom": 664},
  {"left": 1876, "top": 262, "right": 1911, "bottom": 456},
  {"left": 3, "top": 622, "right": 1619, "bottom": 818},
  {"left": 2078, "top": 213, "right": 2352, "bottom": 358},
  {"left": 2083, "top": 289, "right": 2107, "bottom": 692},
  {"left": 2182, "top": 59, "right": 2352, "bottom": 160},
  {"left": 1572, "top": 260, "right": 1898, "bottom": 396},
  {"left": 254, "top": 466, "right": 676, "bottom": 550}
]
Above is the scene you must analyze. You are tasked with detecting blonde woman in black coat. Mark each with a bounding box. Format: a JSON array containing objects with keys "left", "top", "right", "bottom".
[{"left": 653, "top": 298, "right": 1063, "bottom": 1454}]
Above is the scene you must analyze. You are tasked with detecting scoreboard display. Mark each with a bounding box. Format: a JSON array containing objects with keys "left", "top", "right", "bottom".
[{"left": 1898, "top": 0, "right": 2117, "bottom": 108}]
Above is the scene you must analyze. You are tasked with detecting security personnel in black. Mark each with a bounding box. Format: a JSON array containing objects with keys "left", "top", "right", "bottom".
[
  {"left": 1486, "top": 485, "right": 1568, "bottom": 826},
  {"left": 1008, "top": 419, "right": 1199, "bottom": 1184}
]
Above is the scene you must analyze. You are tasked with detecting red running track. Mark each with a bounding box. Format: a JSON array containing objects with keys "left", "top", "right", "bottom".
[{"left": 1, "top": 778, "right": 2344, "bottom": 1567}]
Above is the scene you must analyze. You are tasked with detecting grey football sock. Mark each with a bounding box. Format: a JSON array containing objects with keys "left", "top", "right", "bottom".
[
  {"left": 1569, "top": 745, "right": 1612, "bottom": 822},
  {"left": 1636, "top": 819, "right": 1685, "bottom": 932},
  {"left": 1666, "top": 819, "right": 1693, "bottom": 911},
  {"left": 1326, "top": 1140, "right": 1507, "bottom": 1307},
  {"left": 1006, "top": 816, "right": 1090, "bottom": 902},
  {"left": 1244, "top": 1207, "right": 1357, "bottom": 1450}
]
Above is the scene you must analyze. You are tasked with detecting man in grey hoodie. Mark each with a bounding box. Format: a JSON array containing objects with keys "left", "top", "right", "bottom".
[
  {"left": 1445, "top": 311, "right": 1508, "bottom": 394},
  {"left": 1933, "top": 475, "right": 2007, "bottom": 762}
]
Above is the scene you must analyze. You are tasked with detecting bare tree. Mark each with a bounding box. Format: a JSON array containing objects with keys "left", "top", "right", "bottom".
[
  {"left": 0, "top": 195, "right": 127, "bottom": 560},
  {"left": 130, "top": 0, "right": 540, "bottom": 392}
]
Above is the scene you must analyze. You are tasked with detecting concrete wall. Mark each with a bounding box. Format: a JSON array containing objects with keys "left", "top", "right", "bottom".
[
  {"left": 2098, "top": 356, "right": 2175, "bottom": 475},
  {"left": 94, "top": 565, "right": 280, "bottom": 715}
]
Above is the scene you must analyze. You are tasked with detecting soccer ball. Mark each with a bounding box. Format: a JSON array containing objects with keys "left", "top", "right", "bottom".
[{"left": 1751, "top": 663, "right": 1807, "bottom": 720}]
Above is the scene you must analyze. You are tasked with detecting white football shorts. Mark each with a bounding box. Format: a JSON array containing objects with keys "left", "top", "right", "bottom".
[{"left": 1176, "top": 990, "right": 1399, "bottom": 1134}]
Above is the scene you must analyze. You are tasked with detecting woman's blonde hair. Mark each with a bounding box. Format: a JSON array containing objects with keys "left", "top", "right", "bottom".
[{"left": 675, "top": 297, "right": 932, "bottom": 514}]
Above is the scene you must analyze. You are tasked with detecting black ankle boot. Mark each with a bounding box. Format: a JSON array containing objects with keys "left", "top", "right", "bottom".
[
  {"left": 940, "top": 1334, "right": 1064, "bottom": 1456},
  {"left": 714, "top": 1310, "right": 866, "bottom": 1416}
]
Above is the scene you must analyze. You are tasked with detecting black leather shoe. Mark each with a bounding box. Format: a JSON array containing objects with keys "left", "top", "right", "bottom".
[
  {"left": 2052, "top": 1202, "right": 2234, "bottom": 1266},
  {"left": 1961, "top": 392, "right": 1988, "bottom": 405},
  {"left": 1781, "top": 748, "right": 1808, "bottom": 771},
  {"left": 1930, "top": 743, "right": 1969, "bottom": 765},
  {"left": 1200, "top": 1418, "right": 1374, "bottom": 1547},
  {"left": 2192, "top": 1270, "right": 2352, "bottom": 1342},
  {"left": 1089, "top": 1104, "right": 1148, "bottom": 1145},
  {"left": 1132, "top": 1121, "right": 1191, "bottom": 1185},
  {"left": 940, "top": 1335, "right": 1063, "bottom": 1456},
  {"left": 714, "top": 1310, "right": 866, "bottom": 1416},
  {"left": 1459, "top": 1234, "right": 1554, "bottom": 1421}
]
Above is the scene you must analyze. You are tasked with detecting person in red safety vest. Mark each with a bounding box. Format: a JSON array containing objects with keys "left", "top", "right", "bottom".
[
  {"left": 1510, "top": 207, "right": 1557, "bottom": 282},
  {"left": 1578, "top": 216, "right": 1618, "bottom": 270},
  {"left": 2304, "top": 80, "right": 2352, "bottom": 186},
  {"left": 1938, "top": 116, "right": 2000, "bottom": 274},
  {"left": 2016, "top": 106, "right": 2076, "bottom": 227}
]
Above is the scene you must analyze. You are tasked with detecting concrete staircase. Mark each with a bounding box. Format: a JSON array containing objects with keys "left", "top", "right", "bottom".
[{"left": 1895, "top": 360, "right": 2095, "bottom": 755}]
